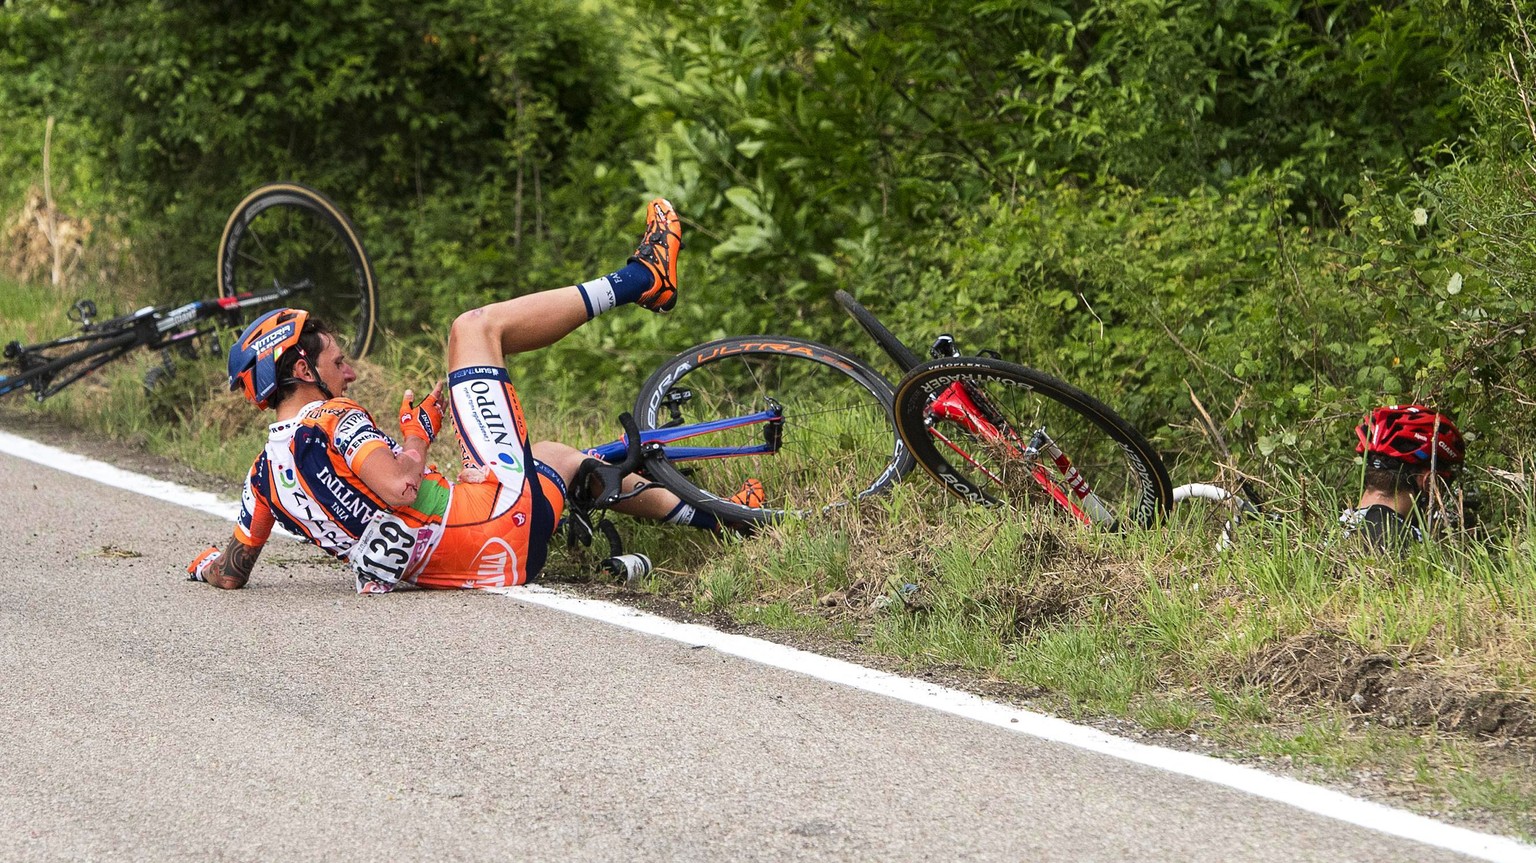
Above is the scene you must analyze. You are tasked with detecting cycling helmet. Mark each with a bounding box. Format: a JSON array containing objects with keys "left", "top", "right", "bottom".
[
  {"left": 1355, "top": 404, "right": 1465, "bottom": 479},
  {"left": 228, "top": 308, "right": 309, "bottom": 409}
]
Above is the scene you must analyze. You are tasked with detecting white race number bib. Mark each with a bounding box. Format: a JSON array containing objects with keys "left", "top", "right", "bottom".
[{"left": 348, "top": 511, "right": 417, "bottom": 593}]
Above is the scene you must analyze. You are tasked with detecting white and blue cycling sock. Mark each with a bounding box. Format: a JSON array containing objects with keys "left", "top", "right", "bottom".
[
  {"left": 663, "top": 500, "right": 720, "bottom": 532},
  {"left": 576, "top": 261, "right": 655, "bottom": 320}
]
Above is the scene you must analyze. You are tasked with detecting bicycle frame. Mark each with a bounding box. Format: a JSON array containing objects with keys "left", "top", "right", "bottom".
[
  {"left": 922, "top": 373, "right": 1117, "bottom": 527},
  {"left": 583, "top": 404, "right": 783, "bottom": 465},
  {"left": 1, "top": 283, "right": 307, "bottom": 402}
]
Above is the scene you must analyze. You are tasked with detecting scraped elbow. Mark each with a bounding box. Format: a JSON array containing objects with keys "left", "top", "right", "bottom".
[
  {"left": 380, "top": 474, "right": 422, "bottom": 509},
  {"left": 381, "top": 490, "right": 417, "bottom": 509}
]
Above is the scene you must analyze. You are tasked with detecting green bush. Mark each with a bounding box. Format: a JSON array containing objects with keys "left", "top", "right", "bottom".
[{"left": 47, "top": 0, "right": 642, "bottom": 319}]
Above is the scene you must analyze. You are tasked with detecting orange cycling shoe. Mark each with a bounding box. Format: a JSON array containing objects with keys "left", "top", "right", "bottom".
[
  {"left": 631, "top": 198, "right": 683, "bottom": 313},
  {"left": 721, "top": 477, "right": 765, "bottom": 536},
  {"left": 729, "top": 477, "right": 766, "bottom": 509}
]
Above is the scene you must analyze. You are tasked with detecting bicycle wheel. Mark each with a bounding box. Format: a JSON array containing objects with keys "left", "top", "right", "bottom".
[
  {"left": 834, "top": 289, "right": 922, "bottom": 373},
  {"left": 633, "top": 335, "right": 913, "bottom": 525},
  {"left": 893, "top": 356, "right": 1173, "bottom": 528},
  {"left": 217, "top": 182, "right": 379, "bottom": 358}
]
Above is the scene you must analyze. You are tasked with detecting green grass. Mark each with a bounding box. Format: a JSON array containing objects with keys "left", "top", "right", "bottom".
[
  {"left": 1008, "top": 620, "right": 1156, "bottom": 714},
  {"left": 1133, "top": 694, "right": 1200, "bottom": 732},
  {"left": 736, "top": 600, "right": 829, "bottom": 632}
]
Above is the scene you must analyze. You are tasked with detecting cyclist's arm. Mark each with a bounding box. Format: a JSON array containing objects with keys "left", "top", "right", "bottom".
[
  {"left": 204, "top": 534, "right": 262, "bottom": 589},
  {"left": 354, "top": 436, "right": 429, "bottom": 508},
  {"left": 327, "top": 400, "right": 431, "bottom": 509},
  {"left": 196, "top": 456, "right": 276, "bottom": 589}
]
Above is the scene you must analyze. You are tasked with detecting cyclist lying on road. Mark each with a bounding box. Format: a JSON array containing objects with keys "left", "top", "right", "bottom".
[
  {"left": 188, "top": 199, "right": 750, "bottom": 593},
  {"left": 1339, "top": 404, "right": 1466, "bottom": 552}
]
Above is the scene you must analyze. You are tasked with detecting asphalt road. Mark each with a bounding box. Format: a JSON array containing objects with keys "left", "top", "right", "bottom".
[{"left": 0, "top": 450, "right": 1500, "bottom": 862}]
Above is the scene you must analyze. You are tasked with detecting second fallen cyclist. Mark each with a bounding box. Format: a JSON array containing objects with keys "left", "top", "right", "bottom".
[{"left": 1340, "top": 404, "right": 1467, "bottom": 552}]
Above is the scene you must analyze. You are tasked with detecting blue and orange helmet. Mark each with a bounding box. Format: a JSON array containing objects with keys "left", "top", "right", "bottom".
[{"left": 228, "top": 308, "right": 309, "bottom": 409}]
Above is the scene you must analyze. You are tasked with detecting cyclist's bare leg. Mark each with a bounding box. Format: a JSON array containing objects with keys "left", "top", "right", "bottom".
[
  {"left": 532, "top": 440, "right": 684, "bottom": 520},
  {"left": 446, "top": 286, "right": 589, "bottom": 370},
  {"left": 446, "top": 195, "right": 678, "bottom": 368},
  {"left": 444, "top": 288, "right": 681, "bottom": 518}
]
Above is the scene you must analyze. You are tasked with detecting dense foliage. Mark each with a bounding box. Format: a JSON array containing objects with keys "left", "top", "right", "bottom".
[
  {"left": 4, "top": 0, "right": 1536, "bottom": 503},
  {"left": 2, "top": 0, "right": 641, "bottom": 313}
]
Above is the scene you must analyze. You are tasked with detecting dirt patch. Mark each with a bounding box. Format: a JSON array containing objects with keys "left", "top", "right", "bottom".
[
  {"left": 1242, "top": 630, "right": 1536, "bottom": 739},
  {"left": 825, "top": 501, "right": 1142, "bottom": 633},
  {"left": 974, "top": 578, "right": 1074, "bottom": 637}
]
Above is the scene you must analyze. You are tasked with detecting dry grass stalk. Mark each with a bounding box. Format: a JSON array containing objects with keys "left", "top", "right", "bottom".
[
  {"left": 3, "top": 187, "right": 91, "bottom": 287},
  {"left": 2, "top": 117, "right": 94, "bottom": 287}
]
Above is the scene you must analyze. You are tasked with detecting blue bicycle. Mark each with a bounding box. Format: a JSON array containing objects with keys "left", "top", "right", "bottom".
[{"left": 570, "top": 335, "right": 912, "bottom": 534}]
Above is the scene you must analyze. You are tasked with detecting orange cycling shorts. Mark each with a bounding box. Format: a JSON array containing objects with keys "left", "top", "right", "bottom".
[{"left": 413, "top": 365, "right": 566, "bottom": 589}]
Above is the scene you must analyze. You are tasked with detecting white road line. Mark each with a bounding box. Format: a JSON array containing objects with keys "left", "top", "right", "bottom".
[
  {"left": 0, "top": 429, "right": 243, "bottom": 522},
  {"left": 0, "top": 429, "right": 303, "bottom": 540},
  {"left": 2, "top": 427, "right": 1531, "bottom": 863}
]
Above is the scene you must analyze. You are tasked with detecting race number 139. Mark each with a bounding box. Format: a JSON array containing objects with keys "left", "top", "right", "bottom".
[{"left": 351, "top": 515, "right": 416, "bottom": 585}]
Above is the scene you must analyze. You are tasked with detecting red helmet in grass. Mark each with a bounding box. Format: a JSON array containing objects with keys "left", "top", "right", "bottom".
[
  {"left": 1355, "top": 404, "right": 1465, "bottom": 479},
  {"left": 228, "top": 308, "right": 309, "bottom": 409}
]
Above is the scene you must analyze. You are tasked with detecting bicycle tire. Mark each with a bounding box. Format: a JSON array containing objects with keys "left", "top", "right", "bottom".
[
  {"left": 834, "top": 289, "right": 923, "bottom": 373},
  {"left": 633, "top": 335, "right": 913, "bottom": 525},
  {"left": 217, "top": 182, "right": 379, "bottom": 358},
  {"left": 893, "top": 356, "right": 1173, "bottom": 528}
]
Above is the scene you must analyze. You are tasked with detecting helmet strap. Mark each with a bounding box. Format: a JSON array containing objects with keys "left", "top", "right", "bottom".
[
  {"left": 277, "top": 375, "right": 335, "bottom": 402},
  {"left": 284, "top": 347, "right": 335, "bottom": 402}
]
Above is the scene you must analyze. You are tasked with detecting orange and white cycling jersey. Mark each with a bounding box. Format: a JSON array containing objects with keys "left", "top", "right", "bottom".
[
  {"left": 234, "top": 398, "right": 450, "bottom": 586},
  {"left": 235, "top": 367, "right": 565, "bottom": 593}
]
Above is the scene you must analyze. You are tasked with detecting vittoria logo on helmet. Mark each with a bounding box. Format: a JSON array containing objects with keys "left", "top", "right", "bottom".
[{"left": 251, "top": 323, "right": 298, "bottom": 355}]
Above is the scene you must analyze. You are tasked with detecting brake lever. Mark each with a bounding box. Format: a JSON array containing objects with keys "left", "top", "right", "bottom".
[{"left": 572, "top": 412, "right": 652, "bottom": 509}]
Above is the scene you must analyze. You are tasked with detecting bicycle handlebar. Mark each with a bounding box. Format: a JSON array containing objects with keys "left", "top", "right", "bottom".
[{"left": 570, "top": 412, "right": 651, "bottom": 511}]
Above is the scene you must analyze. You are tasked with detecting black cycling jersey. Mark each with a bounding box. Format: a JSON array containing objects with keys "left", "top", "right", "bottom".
[{"left": 1339, "top": 503, "right": 1423, "bottom": 552}]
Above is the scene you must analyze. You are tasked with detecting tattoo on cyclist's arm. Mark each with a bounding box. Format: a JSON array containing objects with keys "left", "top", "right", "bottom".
[{"left": 211, "top": 538, "right": 261, "bottom": 589}]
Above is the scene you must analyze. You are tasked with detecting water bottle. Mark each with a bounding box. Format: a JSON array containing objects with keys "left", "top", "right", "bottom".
[{"left": 602, "top": 553, "right": 653, "bottom": 584}]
